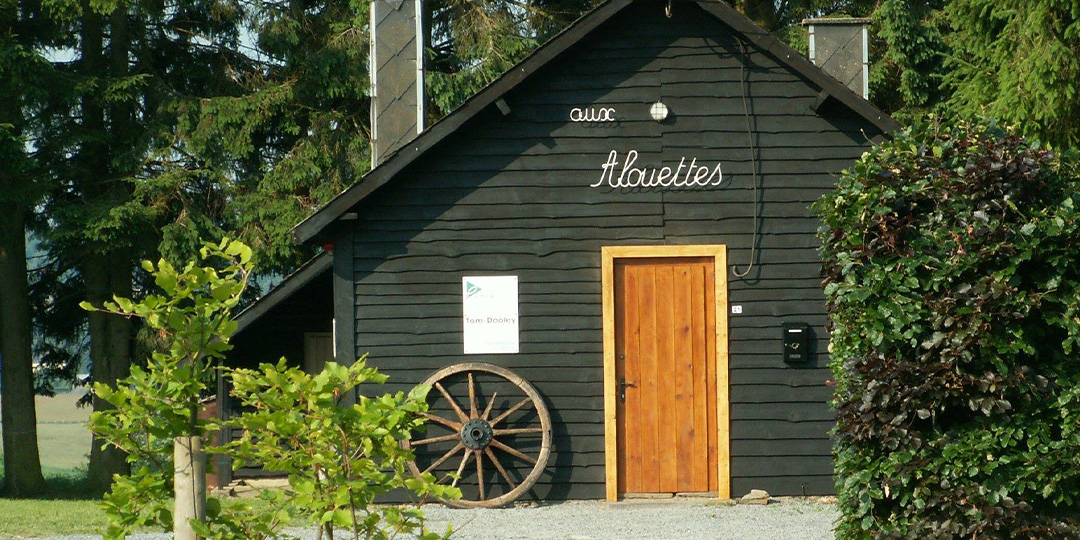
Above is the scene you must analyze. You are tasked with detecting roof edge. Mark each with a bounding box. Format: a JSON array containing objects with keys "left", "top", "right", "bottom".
[
  {"left": 697, "top": 1, "right": 899, "bottom": 133},
  {"left": 291, "top": 0, "right": 636, "bottom": 245},
  {"left": 234, "top": 251, "right": 332, "bottom": 335},
  {"left": 800, "top": 17, "right": 872, "bottom": 25},
  {"left": 291, "top": 0, "right": 900, "bottom": 245}
]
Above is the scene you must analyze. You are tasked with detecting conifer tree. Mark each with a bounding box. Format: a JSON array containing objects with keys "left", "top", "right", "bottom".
[
  {"left": 0, "top": 0, "right": 51, "bottom": 497},
  {"left": 426, "top": 0, "right": 599, "bottom": 116},
  {"left": 36, "top": 0, "right": 247, "bottom": 491},
  {"left": 944, "top": 0, "right": 1080, "bottom": 148}
]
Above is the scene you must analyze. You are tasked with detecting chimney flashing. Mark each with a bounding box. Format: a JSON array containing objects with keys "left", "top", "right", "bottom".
[{"left": 801, "top": 17, "right": 871, "bottom": 25}]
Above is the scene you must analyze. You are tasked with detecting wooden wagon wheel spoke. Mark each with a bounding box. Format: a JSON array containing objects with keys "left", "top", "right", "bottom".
[
  {"left": 476, "top": 450, "right": 486, "bottom": 500},
  {"left": 411, "top": 433, "right": 460, "bottom": 446},
  {"left": 405, "top": 362, "right": 552, "bottom": 509},
  {"left": 451, "top": 450, "right": 472, "bottom": 488},
  {"left": 468, "top": 373, "right": 478, "bottom": 418},
  {"left": 485, "top": 447, "right": 517, "bottom": 490},
  {"left": 490, "top": 438, "right": 538, "bottom": 465},
  {"left": 423, "top": 443, "right": 465, "bottom": 474},
  {"left": 493, "top": 427, "right": 544, "bottom": 436},
  {"left": 434, "top": 382, "right": 469, "bottom": 423},
  {"left": 490, "top": 397, "right": 532, "bottom": 427},
  {"left": 481, "top": 391, "right": 498, "bottom": 421},
  {"left": 419, "top": 411, "right": 461, "bottom": 431}
]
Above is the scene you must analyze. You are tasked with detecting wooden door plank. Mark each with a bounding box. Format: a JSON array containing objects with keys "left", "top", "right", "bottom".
[
  {"left": 614, "top": 262, "right": 628, "bottom": 495},
  {"left": 673, "top": 263, "right": 697, "bottom": 492},
  {"left": 656, "top": 263, "right": 677, "bottom": 492},
  {"left": 705, "top": 259, "right": 719, "bottom": 492},
  {"left": 624, "top": 265, "right": 643, "bottom": 493},
  {"left": 690, "top": 262, "right": 709, "bottom": 492},
  {"left": 638, "top": 264, "right": 661, "bottom": 493}
]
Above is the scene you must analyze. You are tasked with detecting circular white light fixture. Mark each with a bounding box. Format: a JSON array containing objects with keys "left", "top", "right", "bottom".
[{"left": 649, "top": 101, "right": 670, "bottom": 122}]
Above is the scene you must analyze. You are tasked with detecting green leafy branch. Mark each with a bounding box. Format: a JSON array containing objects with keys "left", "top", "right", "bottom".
[
  {"left": 81, "top": 238, "right": 253, "bottom": 540},
  {"left": 210, "top": 358, "right": 459, "bottom": 540}
]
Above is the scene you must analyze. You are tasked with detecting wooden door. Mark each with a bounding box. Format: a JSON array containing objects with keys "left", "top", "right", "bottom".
[{"left": 615, "top": 257, "right": 717, "bottom": 494}]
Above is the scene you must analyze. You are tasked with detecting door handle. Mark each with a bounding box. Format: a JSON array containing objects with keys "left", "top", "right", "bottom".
[{"left": 619, "top": 377, "right": 636, "bottom": 403}]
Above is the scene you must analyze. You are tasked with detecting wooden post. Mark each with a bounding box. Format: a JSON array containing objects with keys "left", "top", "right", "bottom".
[{"left": 174, "top": 436, "right": 207, "bottom": 540}]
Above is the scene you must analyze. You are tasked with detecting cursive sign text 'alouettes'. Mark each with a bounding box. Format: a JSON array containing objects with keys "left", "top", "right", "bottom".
[{"left": 591, "top": 150, "right": 726, "bottom": 189}]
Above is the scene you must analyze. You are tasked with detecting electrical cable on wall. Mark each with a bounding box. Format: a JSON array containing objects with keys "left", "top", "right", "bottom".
[{"left": 732, "top": 37, "right": 760, "bottom": 278}]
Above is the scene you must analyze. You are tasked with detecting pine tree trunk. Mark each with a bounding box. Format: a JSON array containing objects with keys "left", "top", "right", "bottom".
[
  {"left": 80, "top": 3, "right": 132, "bottom": 493},
  {"left": 85, "top": 255, "right": 132, "bottom": 493},
  {"left": 0, "top": 206, "right": 47, "bottom": 497},
  {"left": 0, "top": 0, "right": 46, "bottom": 492},
  {"left": 173, "top": 435, "right": 206, "bottom": 540}
]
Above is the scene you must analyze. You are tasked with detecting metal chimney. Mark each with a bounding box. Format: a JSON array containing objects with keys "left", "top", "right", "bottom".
[
  {"left": 803, "top": 18, "right": 870, "bottom": 99},
  {"left": 370, "top": 0, "right": 425, "bottom": 167}
]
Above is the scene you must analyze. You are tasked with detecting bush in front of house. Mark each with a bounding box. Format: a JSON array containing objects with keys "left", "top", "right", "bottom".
[
  {"left": 815, "top": 118, "right": 1080, "bottom": 539},
  {"left": 215, "top": 358, "right": 458, "bottom": 540},
  {"left": 87, "top": 238, "right": 456, "bottom": 540}
]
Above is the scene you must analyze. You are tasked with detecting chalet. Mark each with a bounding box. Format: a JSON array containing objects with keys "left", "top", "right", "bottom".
[{"left": 220, "top": 0, "right": 899, "bottom": 507}]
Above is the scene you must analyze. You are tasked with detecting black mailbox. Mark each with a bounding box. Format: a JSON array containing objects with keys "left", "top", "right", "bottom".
[{"left": 782, "top": 322, "right": 811, "bottom": 364}]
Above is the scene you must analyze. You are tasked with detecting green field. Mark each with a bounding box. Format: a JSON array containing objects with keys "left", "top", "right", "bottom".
[
  {"left": 0, "top": 391, "right": 99, "bottom": 537},
  {"left": 0, "top": 390, "right": 93, "bottom": 478},
  {"left": 0, "top": 498, "right": 112, "bottom": 537}
]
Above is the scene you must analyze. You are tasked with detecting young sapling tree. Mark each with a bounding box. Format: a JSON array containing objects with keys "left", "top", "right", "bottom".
[
  {"left": 84, "top": 238, "right": 253, "bottom": 540},
  {"left": 218, "top": 358, "right": 458, "bottom": 540},
  {"left": 85, "top": 238, "right": 455, "bottom": 540}
]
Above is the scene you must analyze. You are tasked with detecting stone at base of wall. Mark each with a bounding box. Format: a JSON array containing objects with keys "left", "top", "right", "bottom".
[
  {"left": 211, "top": 478, "right": 291, "bottom": 498},
  {"left": 621, "top": 492, "right": 675, "bottom": 500},
  {"left": 738, "top": 489, "right": 770, "bottom": 505}
]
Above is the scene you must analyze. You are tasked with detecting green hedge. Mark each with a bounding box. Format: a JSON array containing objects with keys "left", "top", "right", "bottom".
[{"left": 815, "top": 118, "right": 1080, "bottom": 539}]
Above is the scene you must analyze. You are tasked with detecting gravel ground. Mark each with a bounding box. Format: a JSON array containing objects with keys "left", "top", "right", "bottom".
[
  {"left": 30, "top": 498, "right": 836, "bottom": 540},
  {"left": 420, "top": 498, "right": 837, "bottom": 540}
]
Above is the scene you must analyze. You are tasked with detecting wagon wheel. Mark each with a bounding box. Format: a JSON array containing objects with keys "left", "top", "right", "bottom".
[{"left": 404, "top": 362, "right": 552, "bottom": 508}]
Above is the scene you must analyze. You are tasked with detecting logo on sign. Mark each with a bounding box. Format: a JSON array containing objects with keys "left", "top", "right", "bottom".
[{"left": 465, "top": 281, "right": 482, "bottom": 298}]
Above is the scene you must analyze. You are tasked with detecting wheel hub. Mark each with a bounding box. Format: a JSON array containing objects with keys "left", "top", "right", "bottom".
[{"left": 460, "top": 418, "right": 494, "bottom": 450}]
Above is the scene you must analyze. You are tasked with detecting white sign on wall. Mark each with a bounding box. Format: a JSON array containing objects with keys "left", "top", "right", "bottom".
[{"left": 462, "top": 276, "right": 520, "bottom": 354}]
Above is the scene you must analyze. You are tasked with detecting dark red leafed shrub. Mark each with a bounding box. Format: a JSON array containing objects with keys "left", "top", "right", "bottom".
[{"left": 814, "top": 118, "right": 1080, "bottom": 539}]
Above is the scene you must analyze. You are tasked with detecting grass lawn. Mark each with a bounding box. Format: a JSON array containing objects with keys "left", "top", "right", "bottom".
[
  {"left": 0, "top": 390, "right": 101, "bottom": 538},
  {"left": 0, "top": 495, "right": 274, "bottom": 538},
  {"left": 0, "top": 391, "right": 280, "bottom": 538},
  {"left": 0, "top": 498, "right": 112, "bottom": 538}
]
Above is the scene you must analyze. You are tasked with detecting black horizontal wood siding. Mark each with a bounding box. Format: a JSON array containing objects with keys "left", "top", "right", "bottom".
[
  {"left": 225, "top": 269, "right": 333, "bottom": 482},
  {"left": 349, "top": 2, "right": 880, "bottom": 500}
]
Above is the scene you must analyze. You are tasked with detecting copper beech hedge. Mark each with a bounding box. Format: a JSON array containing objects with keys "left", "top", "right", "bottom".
[{"left": 815, "top": 118, "right": 1080, "bottom": 539}]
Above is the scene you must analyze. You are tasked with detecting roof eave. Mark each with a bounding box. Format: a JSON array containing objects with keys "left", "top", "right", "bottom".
[
  {"left": 696, "top": 1, "right": 899, "bottom": 134},
  {"left": 290, "top": 0, "right": 637, "bottom": 245},
  {"left": 233, "top": 251, "right": 333, "bottom": 335},
  {"left": 290, "top": 0, "right": 900, "bottom": 245}
]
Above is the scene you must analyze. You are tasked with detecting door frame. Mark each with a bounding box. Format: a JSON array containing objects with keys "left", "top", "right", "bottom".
[{"left": 601, "top": 245, "right": 730, "bottom": 501}]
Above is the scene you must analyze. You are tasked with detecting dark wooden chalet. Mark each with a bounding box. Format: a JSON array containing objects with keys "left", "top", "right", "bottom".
[{"left": 221, "top": 0, "right": 898, "bottom": 504}]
